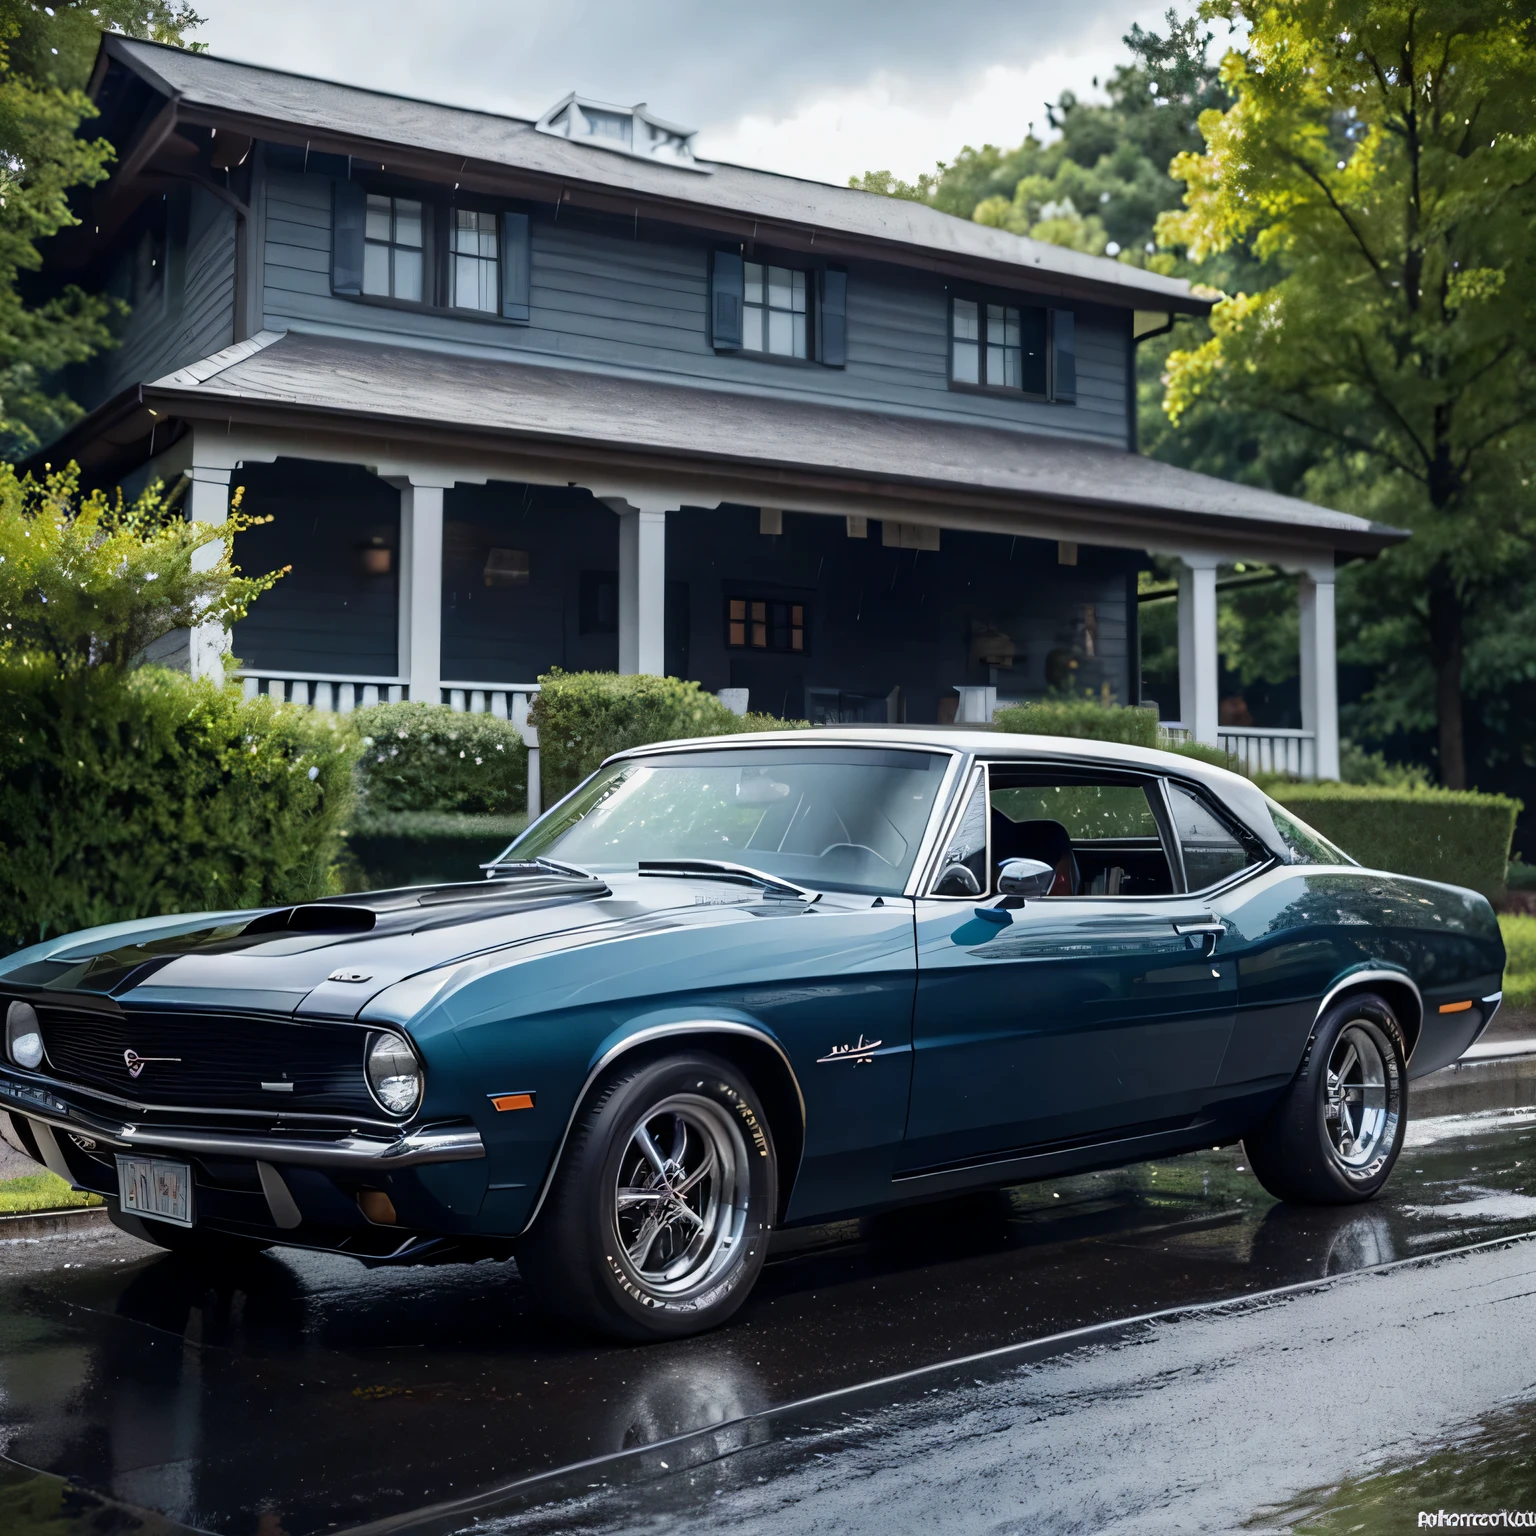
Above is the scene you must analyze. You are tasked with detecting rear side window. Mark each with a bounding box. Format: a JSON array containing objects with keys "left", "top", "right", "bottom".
[
  {"left": 1265, "top": 798, "right": 1355, "bottom": 866},
  {"left": 1165, "top": 782, "right": 1264, "bottom": 890}
]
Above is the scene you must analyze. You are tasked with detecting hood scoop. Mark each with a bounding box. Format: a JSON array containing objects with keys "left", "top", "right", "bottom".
[{"left": 245, "top": 905, "right": 377, "bottom": 935}]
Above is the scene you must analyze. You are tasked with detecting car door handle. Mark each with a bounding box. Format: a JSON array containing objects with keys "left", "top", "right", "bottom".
[{"left": 1172, "top": 919, "right": 1225, "bottom": 955}]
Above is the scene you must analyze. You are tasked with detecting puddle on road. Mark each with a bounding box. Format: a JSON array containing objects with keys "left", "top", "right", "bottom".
[{"left": 1248, "top": 1395, "right": 1536, "bottom": 1534}]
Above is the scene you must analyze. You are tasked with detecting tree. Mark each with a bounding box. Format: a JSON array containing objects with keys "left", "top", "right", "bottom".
[
  {"left": 1159, "top": 0, "right": 1536, "bottom": 787},
  {"left": 0, "top": 2, "right": 202, "bottom": 461}
]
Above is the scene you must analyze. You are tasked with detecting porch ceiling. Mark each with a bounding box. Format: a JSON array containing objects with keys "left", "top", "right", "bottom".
[{"left": 107, "top": 330, "right": 1404, "bottom": 559}]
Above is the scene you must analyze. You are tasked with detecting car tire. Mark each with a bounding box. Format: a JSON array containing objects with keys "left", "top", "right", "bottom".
[
  {"left": 517, "top": 1051, "right": 777, "bottom": 1341},
  {"left": 1243, "top": 991, "right": 1407, "bottom": 1204},
  {"left": 109, "top": 1207, "right": 274, "bottom": 1260}
]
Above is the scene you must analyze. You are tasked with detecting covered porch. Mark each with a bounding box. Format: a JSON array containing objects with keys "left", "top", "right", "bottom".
[{"left": 78, "top": 330, "right": 1405, "bottom": 803}]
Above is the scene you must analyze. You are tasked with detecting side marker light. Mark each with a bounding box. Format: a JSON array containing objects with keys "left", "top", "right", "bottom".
[
  {"left": 1439, "top": 1000, "right": 1474, "bottom": 1014},
  {"left": 490, "top": 1092, "right": 536, "bottom": 1112}
]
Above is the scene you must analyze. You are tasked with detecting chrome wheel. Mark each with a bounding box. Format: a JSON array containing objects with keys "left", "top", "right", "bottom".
[
  {"left": 1324, "top": 1022, "right": 1395, "bottom": 1170},
  {"left": 611, "top": 1094, "right": 751, "bottom": 1296}
]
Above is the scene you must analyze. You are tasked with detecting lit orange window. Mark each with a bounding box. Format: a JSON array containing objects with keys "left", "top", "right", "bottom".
[
  {"left": 725, "top": 595, "right": 811, "bottom": 654},
  {"left": 728, "top": 598, "right": 746, "bottom": 647}
]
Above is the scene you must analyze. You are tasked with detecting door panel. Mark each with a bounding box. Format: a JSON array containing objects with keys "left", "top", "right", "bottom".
[{"left": 902, "top": 898, "right": 1236, "bottom": 1173}]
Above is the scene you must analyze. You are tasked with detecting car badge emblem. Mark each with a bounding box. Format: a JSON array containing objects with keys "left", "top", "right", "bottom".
[
  {"left": 123, "top": 1049, "right": 180, "bottom": 1079},
  {"left": 816, "top": 1034, "right": 882, "bottom": 1067},
  {"left": 328, "top": 969, "right": 373, "bottom": 983}
]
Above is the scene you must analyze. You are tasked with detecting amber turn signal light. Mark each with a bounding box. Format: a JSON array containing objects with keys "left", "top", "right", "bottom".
[
  {"left": 490, "top": 1092, "right": 536, "bottom": 1112},
  {"left": 1438, "top": 1000, "right": 1474, "bottom": 1014},
  {"left": 357, "top": 1189, "right": 397, "bottom": 1224}
]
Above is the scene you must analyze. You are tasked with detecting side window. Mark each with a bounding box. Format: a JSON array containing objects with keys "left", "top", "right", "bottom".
[
  {"left": 932, "top": 774, "right": 988, "bottom": 896},
  {"left": 1165, "top": 783, "right": 1263, "bottom": 890},
  {"left": 989, "top": 775, "right": 1172, "bottom": 897}
]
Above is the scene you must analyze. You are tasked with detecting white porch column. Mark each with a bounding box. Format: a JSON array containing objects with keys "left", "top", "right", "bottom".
[
  {"left": 187, "top": 463, "right": 233, "bottom": 682},
  {"left": 388, "top": 475, "right": 448, "bottom": 704},
  {"left": 1176, "top": 554, "right": 1220, "bottom": 746},
  {"left": 1299, "top": 563, "right": 1341, "bottom": 780},
  {"left": 605, "top": 499, "right": 668, "bottom": 675}
]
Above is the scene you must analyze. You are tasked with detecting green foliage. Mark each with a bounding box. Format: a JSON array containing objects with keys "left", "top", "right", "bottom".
[
  {"left": 0, "top": 1170, "right": 100, "bottom": 1213},
  {"left": 531, "top": 670, "right": 804, "bottom": 803},
  {"left": 1270, "top": 781, "right": 1520, "bottom": 900},
  {"left": 1501, "top": 913, "right": 1536, "bottom": 1009},
  {"left": 0, "top": 664, "right": 356, "bottom": 949},
  {"left": 995, "top": 697, "right": 1162, "bottom": 747},
  {"left": 0, "top": 2, "right": 202, "bottom": 458},
  {"left": 350, "top": 701, "right": 528, "bottom": 817},
  {"left": 344, "top": 811, "right": 527, "bottom": 892},
  {"left": 1160, "top": 0, "right": 1536, "bottom": 788},
  {"left": 1340, "top": 741, "right": 1432, "bottom": 789},
  {"left": 0, "top": 463, "right": 283, "bottom": 669}
]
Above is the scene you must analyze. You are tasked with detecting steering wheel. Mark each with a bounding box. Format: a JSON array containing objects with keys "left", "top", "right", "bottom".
[{"left": 818, "top": 842, "right": 890, "bottom": 865}]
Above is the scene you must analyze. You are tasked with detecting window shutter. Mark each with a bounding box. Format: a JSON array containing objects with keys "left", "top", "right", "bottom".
[
  {"left": 1052, "top": 309, "right": 1077, "bottom": 402},
  {"left": 817, "top": 268, "right": 847, "bottom": 367},
  {"left": 331, "top": 178, "right": 366, "bottom": 296},
  {"left": 710, "top": 250, "right": 744, "bottom": 350},
  {"left": 499, "top": 211, "right": 531, "bottom": 322}
]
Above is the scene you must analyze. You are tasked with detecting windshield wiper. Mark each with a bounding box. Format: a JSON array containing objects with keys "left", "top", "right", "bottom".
[
  {"left": 636, "top": 859, "right": 820, "bottom": 903},
  {"left": 481, "top": 855, "right": 596, "bottom": 881}
]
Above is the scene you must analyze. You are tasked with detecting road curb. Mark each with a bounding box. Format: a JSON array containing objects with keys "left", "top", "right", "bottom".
[
  {"left": 0, "top": 1204, "right": 109, "bottom": 1240},
  {"left": 1413, "top": 1046, "right": 1536, "bottom": 1118}
]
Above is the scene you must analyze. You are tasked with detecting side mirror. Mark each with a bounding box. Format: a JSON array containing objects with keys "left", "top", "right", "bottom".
[
  {"left": 998, "top": 857, "right": 1056, "bottom": 899},
  {"left": 934, "top": 862, "right": 982, "bottom": 897}
]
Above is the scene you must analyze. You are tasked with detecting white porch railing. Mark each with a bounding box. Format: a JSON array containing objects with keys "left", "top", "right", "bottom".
[
  {"left": 238, "top": 670, "right": 406, "bottom": 710},
  {"left": 1218, "top": 726, "right": 1317, "bottom": 778}
]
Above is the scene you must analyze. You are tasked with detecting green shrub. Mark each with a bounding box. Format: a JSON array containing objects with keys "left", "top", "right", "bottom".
[
  {"left": 350, "top": 701, "right": 528, "bottom": 815},
  {"left": 0, "top": 664, "right": 356, "bottom": 950},
  {"left": 994, "top": 698, "right": 1162, "bottom": 747},
  {"left": 1271, "top": 783, "right": 1521, "bottom": 902},
  {"left": 532, "top": 670, "right": 804, "bottom": 802},
  {"left": 344, "top": 810, "right": 527, "bottom": 891},
  {"left": 1500, "top": 914, "right": 1536, "bottom": 1011}
]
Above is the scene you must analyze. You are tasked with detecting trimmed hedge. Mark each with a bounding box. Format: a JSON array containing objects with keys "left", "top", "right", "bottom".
[
  {"left": 532, "top": 670, "right": 802, "bottom": 803},
  {"left": 351, "top": 701, "right": 527, "bottom": 814},
  {"left": 993, "top": 697, "right": 1233, "bottom": 769},
  {"left": 0, "top": 665, "right": 355, "bottom": 949},
  {"left": 1271, "top": 783, "right": 1521, "bottom": 902},
  {"left": 344, "top": 811, "right": 526, "bottom": 891}
]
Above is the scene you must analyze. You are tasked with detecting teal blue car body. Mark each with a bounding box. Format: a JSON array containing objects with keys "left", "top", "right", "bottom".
[{"left": 0, "top": 729, "right": 1505, "bottom": 1259}]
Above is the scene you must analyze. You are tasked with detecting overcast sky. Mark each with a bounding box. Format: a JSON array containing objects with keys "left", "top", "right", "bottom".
[{"left": 189, "top": 1, "right": 1195, "bottom": 185}]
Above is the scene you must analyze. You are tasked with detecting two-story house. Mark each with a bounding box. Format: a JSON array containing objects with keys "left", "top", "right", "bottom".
[{"left": 41, "top": 35, "right": 1407, "bottom": 809}]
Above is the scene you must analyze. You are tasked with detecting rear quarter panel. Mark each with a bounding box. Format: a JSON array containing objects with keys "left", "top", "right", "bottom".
[{"left": 1216, "top": 864, "right": 1504, "bottom": 1098}]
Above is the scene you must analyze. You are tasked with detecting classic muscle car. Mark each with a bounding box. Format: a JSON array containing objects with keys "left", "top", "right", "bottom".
[{"left": 0, "top": 730, "right": 1506, "bottom": 1337}]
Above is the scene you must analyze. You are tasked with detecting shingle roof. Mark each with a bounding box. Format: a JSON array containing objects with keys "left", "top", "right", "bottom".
[
  {"left": 144, "top": 330, "right": 1403, "bottom": 556},
  {"left": 103, "top": 35, "right": 1210, "bottom": 316}
]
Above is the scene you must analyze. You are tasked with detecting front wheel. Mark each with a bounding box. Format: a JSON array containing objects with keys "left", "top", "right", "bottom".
[
  {"left": 517, "top": 1051, "right": 777, "bottom": 1340},
  {"left": 1244, "top": 991, "right": 1407, "bottom": 1204}
]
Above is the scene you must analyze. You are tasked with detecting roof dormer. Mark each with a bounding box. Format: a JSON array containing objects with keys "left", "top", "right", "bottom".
[{"left": 535, "top": 93, "right": 712, "bottom": 174}]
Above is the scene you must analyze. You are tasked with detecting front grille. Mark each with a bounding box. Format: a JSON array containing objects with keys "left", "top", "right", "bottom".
[{"left": 33, "top": 1004, "right": 378, "bottom": 1116}]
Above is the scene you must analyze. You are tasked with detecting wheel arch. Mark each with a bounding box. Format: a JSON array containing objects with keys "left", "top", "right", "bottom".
[
  {"left": 1311, "top": 968, "right": 1425, "bottom": 1064},
  {"left": 517, "top": 1021, "right": 807, "bottom": 1235}
]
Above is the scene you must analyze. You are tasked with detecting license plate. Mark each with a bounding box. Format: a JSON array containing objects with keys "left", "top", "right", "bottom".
[{"left": 116, "top": 1155, "right": 194, "bottom": 1228}]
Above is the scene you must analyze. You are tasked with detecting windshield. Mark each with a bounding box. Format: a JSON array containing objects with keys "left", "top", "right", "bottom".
[
  {"left": 1264, "top": 796, "right": 1356, "bottom": 866},
  {"left": 505, "top": 747, "right": 951, "bottom": 895}
]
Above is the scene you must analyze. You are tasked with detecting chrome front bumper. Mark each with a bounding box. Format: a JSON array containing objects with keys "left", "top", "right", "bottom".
[{"left": 0, "top": 1075, "right": 484, "bottom": 1171}]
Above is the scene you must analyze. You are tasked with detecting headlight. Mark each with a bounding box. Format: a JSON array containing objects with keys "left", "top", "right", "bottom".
[
  {"left": 365, "top": 1032, "right": 422, "bottom": 1115},
  {"left": 6, "top": 1001, "right": 44, "bottom": 1072}
]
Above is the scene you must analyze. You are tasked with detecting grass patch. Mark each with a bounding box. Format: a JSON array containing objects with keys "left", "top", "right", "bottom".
[
  {"left": 1501, "top": 913, "right": 1536, "bottom": 1011},
  {"left": 0, "top": 1171, "right": 101, "bottom": 1214}
]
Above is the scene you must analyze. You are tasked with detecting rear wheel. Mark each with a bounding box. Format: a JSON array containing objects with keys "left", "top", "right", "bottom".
[
  {"left": 109, "top": 1207, "right": 273, "bottom": 1260},
  {"left": 517, "top": 1051, "right": 776, "bottom": 1340},
  {"left": 1243, "top": 991, "right": 1407, "bottom": 1204}
]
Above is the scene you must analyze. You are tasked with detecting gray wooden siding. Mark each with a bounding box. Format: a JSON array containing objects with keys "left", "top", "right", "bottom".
[
  {"left": 93, "top": 188, "right": 236, "bottom": 404},
  {"left": 260, "top": 169, "right": 1129, "bottom": 447}
]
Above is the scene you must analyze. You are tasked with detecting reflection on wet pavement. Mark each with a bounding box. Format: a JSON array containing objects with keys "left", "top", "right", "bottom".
[{"left": 0, "top": 1106, "right": 1533, "bottom": 1534}]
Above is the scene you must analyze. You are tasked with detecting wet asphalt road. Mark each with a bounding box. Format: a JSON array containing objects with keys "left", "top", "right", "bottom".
[{"left": 2, "top": 1107, "right": 1536, "bottom": 1535}]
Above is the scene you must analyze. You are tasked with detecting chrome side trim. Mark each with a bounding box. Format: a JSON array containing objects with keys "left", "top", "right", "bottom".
[
  {"left": 914, "top": 761, "right": 986, "bottom": 897},
  {"left": 1311, "top": 968, "right": 1425, "bottom": 1063},
  {"left": 517, "top": 1020, "right": 807, "bottom": 1238},
  {"left": 10, "top": 1108, "right": 483, "bottom": 1170}
]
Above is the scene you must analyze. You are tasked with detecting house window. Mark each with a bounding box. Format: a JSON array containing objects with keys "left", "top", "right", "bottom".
[
  {"left": 743, "top": 263, "right": 808, "bottom": 358},
  {"left": 450, "top": 209, "right": 499, "bottom": 313},
  {"left": 363, "top": 194, "right": 424, "bottom": 301},
  {"left": 727, "top": 597, "right": 805, "bottom": 653},
  {"left": 951, "top": 297, "right": 1048, "bottom": 394}
]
